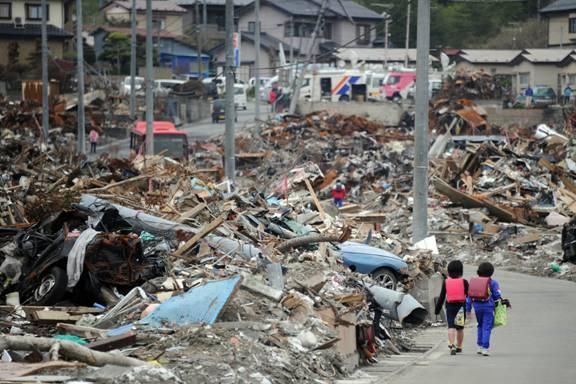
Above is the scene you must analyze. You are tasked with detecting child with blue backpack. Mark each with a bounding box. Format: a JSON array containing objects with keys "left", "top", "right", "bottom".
[{"left": 466, "top": 262, "right": 501, "bottom": 356}]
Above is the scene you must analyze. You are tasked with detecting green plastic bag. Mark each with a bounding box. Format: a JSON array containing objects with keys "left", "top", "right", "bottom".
[{"left": 494, "top": 300, "right": 507, "bottom": 327}]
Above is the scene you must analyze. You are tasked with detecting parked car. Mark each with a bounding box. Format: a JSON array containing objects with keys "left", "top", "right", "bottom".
[
  {"left": 338, "top": 241, "right": 409, "bottom": 290},
  {"left": 212, "top": 99, "right": 238, "bottom": 123},
  {"left": 234, "top": 84, "right": 248, "bottom": 110},
  {"left": 513, "top": 86, "right": 558, "bottom": 108}
]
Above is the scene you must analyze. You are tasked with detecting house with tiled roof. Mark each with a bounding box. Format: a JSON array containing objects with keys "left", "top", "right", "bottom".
[
  {"left": 540, "top": 0, "right": 576, "bottom": 47},
  {"left": 101, "top": 0, "right": 187, "bottom": 35},
  {"left": 0, "top": 0, "right": 72, "bottom": 67}
]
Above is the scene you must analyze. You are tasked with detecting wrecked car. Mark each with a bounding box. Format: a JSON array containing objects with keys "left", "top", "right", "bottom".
[
  {"left": 0, "top": 206, "right": 167, "bottom": 306},
  {"left": 339, "top": 241, "right": 409, "bottom": 290}
]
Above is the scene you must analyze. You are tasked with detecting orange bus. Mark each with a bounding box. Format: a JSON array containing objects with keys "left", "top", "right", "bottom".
[{"left": 130, "top": 121, "right": 189, "bottom": 160}]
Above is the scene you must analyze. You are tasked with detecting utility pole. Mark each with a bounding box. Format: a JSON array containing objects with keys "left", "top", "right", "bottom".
[
  {"left": 405, "top": 0, "right": 411, "bottom": 68},
  {"left": 129, "top": 0, "right": 136, "bottom": 120},
  {"left": 384, "top": 15, "right": 390, "bottom": 67},
  {"left": 288, "top": 0, "right": 328, "bottom": 114},
  {"left": 76, "top": 0, "right": 86, "bottom": 154},
  {"left": 412, "top": 0, "right": 430, "bottom": 243},
  {"left": 145, "top": 0, "right": 154, "bottom": 155},
  {"left": 254, "top": 0, "right": 261, "bottom": 121},
  {"left": 224, "top": 0, "right": 236, "bottom": 181},
  {"left": 41, "top": 0, "right": 49, "bottom": 143},
  {"left": 203, "top": 0, "right": 207, "bottom": 24},
  {"left": 195, "top": 1, "right": 202, "bottom": 78}
]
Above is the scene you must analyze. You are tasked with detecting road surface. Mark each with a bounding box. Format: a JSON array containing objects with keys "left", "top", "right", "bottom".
[
  {"left": 91, "top": 100, "right": 261, "bottom": 158},
  {"left": 389, "top": 269, "right": 576, "bottom": 384}
]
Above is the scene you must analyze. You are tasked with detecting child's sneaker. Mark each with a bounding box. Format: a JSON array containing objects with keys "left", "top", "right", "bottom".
[
  {"left": 456, "top": 347, "right": 463, "bottom": 353},
  {"left": 481, "top": 349, "right": 490, "bottom": 356},
  {"left": 449, "top": 345, "right": 456, "bottom": 355},
  {"left": 476, "top": 347, "right": 483, "bottom": 355}
]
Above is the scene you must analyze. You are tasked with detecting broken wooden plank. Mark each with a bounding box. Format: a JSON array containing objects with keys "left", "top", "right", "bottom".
[
  {"left": 176, "top": 203, "right": 207, "bottom": 223},
  {"left": 174, "top": 214, "right": 225, "bottom": 257},
  {"left": 56, "top": 323, "right": 108, "bottom": 339},
  {"left": 0, "top": 362, "right": 85, "bottom": 381},
  {"left": 86, "top": 175, "right": 148, "bottom": 193},
  {"left": 241, "top": 274, "right": 283, "bottom": 301},
  {"left": 86, "top": 332, "right": 137, "bottom": 352},
  {"left": 30, "top": 311, "right": 82, "bottom": 324},
  {"left": 304, "top": 178, "right": 327, "bottom": 220}
]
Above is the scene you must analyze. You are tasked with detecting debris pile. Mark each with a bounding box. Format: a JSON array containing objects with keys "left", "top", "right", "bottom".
[{"left": 0, "top": 112, "right": 441, "bottom": 383}]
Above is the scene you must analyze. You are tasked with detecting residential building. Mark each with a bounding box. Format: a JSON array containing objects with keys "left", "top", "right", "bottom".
[
  {"left": 101, "top": 0, "right": 187, "bottom": 35},
  {"left": 453, "top": 48, "right": 576, "bottom": 95},
  {"left": 237, "top": 0, "right": 384, "bottom": 57},
  {"left": 209, "top": 31, "right": 298, "bottom": 80},
  {"left": 0, "top": 0, "right": 72, "bottom": 66},
  {"left": 90, "top": 25, "right": 209, "bottom": 78},
  {"left": 540, "top": 0, "right": 576, "bottom": 48}
]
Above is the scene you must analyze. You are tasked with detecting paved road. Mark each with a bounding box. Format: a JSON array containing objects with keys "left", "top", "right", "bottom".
[
  {"left": 389, "top": 269, "right": 576, "bottom": 384},
  {"left": 91, "top": 101, "right": 262, "bottom": 158}
]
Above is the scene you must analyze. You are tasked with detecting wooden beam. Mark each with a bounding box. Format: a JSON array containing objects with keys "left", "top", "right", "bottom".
[
  {"left": 174, "top": 214, "right": 225, "bottom": 257},
  {"left": 86, "top": 332, "right": 137, "bottom": 352},
  {"left": 176, "top": 203, "right": 207, "bottom": 223},
  {"left": 304, "top": 179, "right": 326, "bottom": 220}
]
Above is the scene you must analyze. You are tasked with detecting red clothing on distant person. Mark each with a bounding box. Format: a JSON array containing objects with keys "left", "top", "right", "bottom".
[
  {"left": 331, "top": 187, "right": 346, "bottom": 200},
  {"left": 269, "top": 89, "right": 277, "bottom": 104}
]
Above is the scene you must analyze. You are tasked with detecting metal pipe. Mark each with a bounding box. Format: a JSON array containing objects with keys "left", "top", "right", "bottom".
[
  {"left": 145, "top": 0, "right": 154, "bottom": 155},
  {"left": 405, "top": 0, "right": 411, "bottom": 68},
  {"left": 368, "top": 285, "right": 428, "bottom": 326},
  {"left": 41, "top": 0, "right": 49, "bottom": 143},
  {"left": 254, "top": 0, "right": 261, "bottom": 121},
  {"left": 412, "top": 0, "right": 430, "bottom": 243},
  {"left": 76, "top": 0, "right": 86, "bottom": 154},
  {"left": 224, "top": 0, "right": 236, "bottom": 181},
  {"left": 129, "top": 0, "right": 137, "bottom": 120}
]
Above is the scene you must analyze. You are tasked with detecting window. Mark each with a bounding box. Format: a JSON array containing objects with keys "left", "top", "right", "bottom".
[
  {"left": 570, "top": 18, "right": 576, "bottom": 34},
  {"left": 152, "top": 19, "right": 165, "bottom": 31},
  {"left": 356, "top": 24, "right": 371, "bottom": 45},
  {"left": 321, "top": 22, "right": 332, "bottom": 39},
  {"left": 568, "top": 74, "right": 576, "bottom": 84},
  {"left": 285, "top": 21, "right": 315, "bottom": 38},
  {"left": 0, "top": 3, "right": 11, "bottom": 19},
  {"left": 248, "top": 21, "right": 255, "bottom": 33},
  {"left": 25, "top": 3, "right": 49, "bottom": 21},
  {"left": 519, "top": 72, "right": 530, "bottom": 86}
]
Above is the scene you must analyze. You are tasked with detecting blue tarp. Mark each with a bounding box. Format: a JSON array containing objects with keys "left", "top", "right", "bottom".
[{"left": 108, "top": 275, "right": 242, "bottom": 336}]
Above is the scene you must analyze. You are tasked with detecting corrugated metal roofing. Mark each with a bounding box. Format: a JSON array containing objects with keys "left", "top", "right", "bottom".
[
  {"left": 108, "top": 0, "right": 186, "bottom": 13},
  {"left": 460, "top": 50, "right": 522, "bottom": 63},
  {"left": 540, "top": 0, "right": 576, "bottom": 13},
  {"left": 522, "top": 49, "right": 575, "bottom": 63},
  {"left": 176, "top": 0, "right": 252, "bottom": 5},
  {"left": 336, "top": 48, "right": 438, "bottom": 62}
]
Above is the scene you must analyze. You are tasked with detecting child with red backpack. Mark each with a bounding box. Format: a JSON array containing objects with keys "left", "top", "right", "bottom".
[
  {"left": 435, "top": 260, "right": 469, "bottom": 355},
  {"left": 466, "top": 262, "right": 501, "bottom": 356}
]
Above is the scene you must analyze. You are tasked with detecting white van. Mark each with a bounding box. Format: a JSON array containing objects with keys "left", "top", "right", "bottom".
[
  {"left": 234, "top": 84, "right": 247, "bottom": 110},
  {"left": 121, "top": 76, "right": 144, "bottom": 96}
]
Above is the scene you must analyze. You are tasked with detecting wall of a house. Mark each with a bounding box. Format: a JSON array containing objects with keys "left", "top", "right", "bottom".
[
  {"left": 548, "top": 13, "right": 576, "bottom": 47},
  {"left": 7, "top": 0, "right": 64, "bottom": 27},
  {"left": 0, "top": 39, "right": 64, "bottom": 66}
]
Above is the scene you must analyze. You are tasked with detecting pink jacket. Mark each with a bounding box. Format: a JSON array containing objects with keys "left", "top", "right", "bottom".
[{"left": 89, "top": 130, "right": 99, "bottom": 143}]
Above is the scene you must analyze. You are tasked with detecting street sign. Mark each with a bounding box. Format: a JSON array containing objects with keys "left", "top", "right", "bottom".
[{"left": 233, "top": 32, "right": 241, "bottom": 67}]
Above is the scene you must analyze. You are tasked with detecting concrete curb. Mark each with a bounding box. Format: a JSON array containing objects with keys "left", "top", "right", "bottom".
[{"left": 374, "top": 332, "right": 446, "bottom": 383}]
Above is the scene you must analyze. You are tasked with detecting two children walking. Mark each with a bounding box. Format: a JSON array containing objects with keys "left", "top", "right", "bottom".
[{"left": 435, "top": 261, "right": 509, "bottom": 357}]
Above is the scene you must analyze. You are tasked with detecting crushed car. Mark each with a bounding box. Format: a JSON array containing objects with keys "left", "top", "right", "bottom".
[{"left": 0, "top": 204, "right": 168, "bottom": 306}]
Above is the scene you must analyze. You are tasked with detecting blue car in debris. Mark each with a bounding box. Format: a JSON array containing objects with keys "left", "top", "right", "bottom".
[{"left": 339, "top": 241, "right": 409, "bottom": 290}]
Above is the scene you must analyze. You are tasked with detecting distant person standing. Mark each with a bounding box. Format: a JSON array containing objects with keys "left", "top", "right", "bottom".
[
  {"left": 524, "top": 85, "right": 534, "bottom": 108},
  {"left": 564, "top": 85, "right": 573, "bottom": 106},
  {"left": 331, "top": 181, "right": 347, "bottom": 208},
  {"left": 89, "top": 128, "right": 99, "bottom": 154}
]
